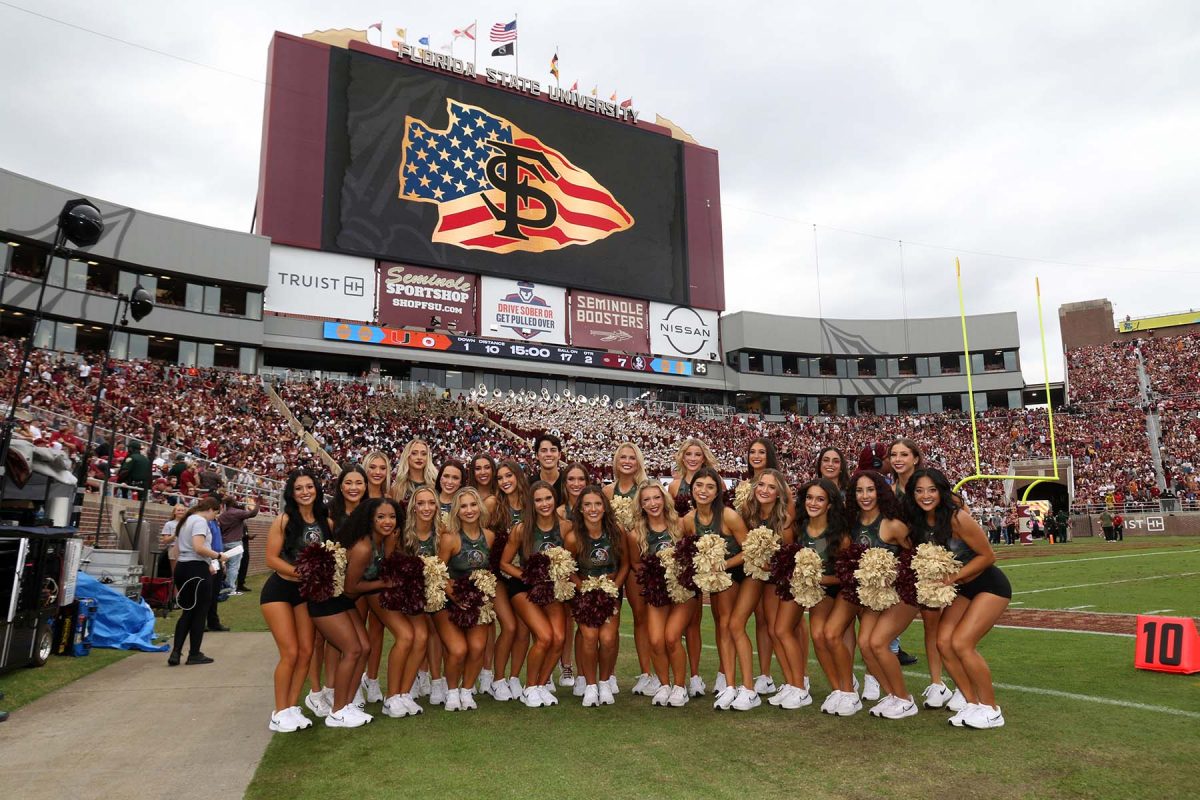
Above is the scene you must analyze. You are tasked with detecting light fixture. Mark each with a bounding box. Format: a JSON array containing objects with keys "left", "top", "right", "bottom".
[
  {"left": 6, "top": 241, "right": 19, "bottom": 247},
  {"left": 58, "top": 198, "right": 105, "bottom": 248},
  {"left": 86, "top": 260, "right": 99, "bottom": 266},
  {"left": 128, "top": 284, "right": 154, "bottom": 322}
]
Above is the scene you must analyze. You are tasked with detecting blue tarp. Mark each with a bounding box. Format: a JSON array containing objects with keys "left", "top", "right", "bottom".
[{"left": 75, "top": 572, "right": 169, "bottom": 652}]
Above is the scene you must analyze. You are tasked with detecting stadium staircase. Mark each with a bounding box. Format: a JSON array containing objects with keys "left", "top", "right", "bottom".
[
  {"left": 262, "top": 380, "right": 341, "bottom": 474},
  {"left": 1134, "top": 344, "right": 1169, "bottom": 491}
]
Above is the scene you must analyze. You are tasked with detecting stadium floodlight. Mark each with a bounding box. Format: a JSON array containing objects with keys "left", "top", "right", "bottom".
[{"left": 1, "top": 198, "right": 108, "bottom": 505}]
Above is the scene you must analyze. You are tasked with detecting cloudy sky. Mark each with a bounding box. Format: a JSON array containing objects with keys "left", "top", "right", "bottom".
[{"left": 3, "top": 1, "right": 1198, "bottom": 382}]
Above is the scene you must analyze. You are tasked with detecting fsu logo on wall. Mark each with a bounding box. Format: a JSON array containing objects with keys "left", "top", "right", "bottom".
[{"left": 399, "top": 99, "right": 634, "bottom": 253}]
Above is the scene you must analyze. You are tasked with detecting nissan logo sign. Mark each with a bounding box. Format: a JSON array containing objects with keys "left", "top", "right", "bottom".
[{"left": 660, "top": 306, "right": 714, "bottom": 357}]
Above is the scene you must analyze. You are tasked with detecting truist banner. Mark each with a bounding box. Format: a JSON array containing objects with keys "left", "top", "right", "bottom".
[
  {"left": 266, "top": 245, "right": 376, "bottom": 321},
  {"left": 377, "top": 262, "right": 477, "bottom": 333},
  {"left": 569, "top": 290, "right": 649, "bottom": 353},
  {"left": 479, "top": 277, "right": 567, "bottom": 344}
]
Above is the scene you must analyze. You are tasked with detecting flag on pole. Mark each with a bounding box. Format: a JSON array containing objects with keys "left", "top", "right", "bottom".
[
  {"left": 590, "top": 85, "right": 598, "bottom": 96},
  {"left": 550, "top": 53, "right": 559, "bottom": 80},
  {"left": 369, "top": 21, "right": 382, "bottom": 31},
  {"left": 400, "top": 99, "right": 634, "bottom": 253},
  {"left": 570, "top": 80, "right": 578, "bottom": 91},
  {"left": 492, "top": 42, "right": 514, "bottom": 57},
  {"left": 395, "top": 28, "right": 407, "bottom": 40},
  {"left": 609, "top": 91, "right": 617, "bottom": 101},
  {"left": 490, "top": 19, "right": 518, "bottom": 42},
  {"left": 418, "top": 36, "right": 430, "bottom": 46},
  {"left": 453, "top": 23, "right": 476, "bottom": 40},
  {"left": 620, "top": 98, "right": 632, "bottom": 109}
]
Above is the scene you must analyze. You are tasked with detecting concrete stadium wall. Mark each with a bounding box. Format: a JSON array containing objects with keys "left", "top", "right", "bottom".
[{"left": 1068, "top": 511, "right": 1200, "bottom": 538}]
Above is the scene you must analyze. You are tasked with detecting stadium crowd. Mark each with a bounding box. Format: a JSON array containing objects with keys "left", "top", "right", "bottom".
[{"left": 1064, "top": 340, "right": 1140, "bottom": 403}]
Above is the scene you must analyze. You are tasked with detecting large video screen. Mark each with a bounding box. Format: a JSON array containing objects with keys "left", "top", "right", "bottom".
[{"left": 322, "top": 49, "right": 689, "bottom": 304}]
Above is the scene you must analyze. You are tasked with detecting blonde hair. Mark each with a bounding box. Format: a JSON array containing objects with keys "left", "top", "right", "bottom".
[
  {"left": 447, "top": 486, "right": 485, "bottom": 537},
  {"left": 611, "top": 442, "right": 648, "bottom": 488},
  {"left": 674, "top": 437, "right": 719, "bottom": 479},
  {"left": 363, "top": 450, "right": 392, "bottom": 497},
  {"left": 632, "top": 480, "right": 680, "bottom": 556},
  {"left": 403, "top": 486, "right": 438, "bottom": 554},
  {"left": 741, "top": 468, "right": 791, "bottom": 534},
  {"left": 392, "top": 439, "right": 437, "bottom": 502}
]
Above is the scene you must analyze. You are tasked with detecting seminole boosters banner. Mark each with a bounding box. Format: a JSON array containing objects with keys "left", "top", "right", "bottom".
[
  {"left": 479, "top": 277, "right": 566, "bottom": 344},
  {"left": 569, "top": 290, "right": 649, "bottom": 353},
  {"left": 326, "top": 49, "right": 688, "bottom": 304},
  {"left": 377, "top": 262, "right": 477, "bottom": 333}
]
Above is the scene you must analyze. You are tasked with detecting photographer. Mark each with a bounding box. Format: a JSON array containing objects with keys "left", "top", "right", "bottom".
[{"left": 218, "top": 494, "right": 259, "bottom": 595}]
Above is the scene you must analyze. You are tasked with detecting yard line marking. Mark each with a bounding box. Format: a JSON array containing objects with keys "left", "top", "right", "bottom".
[
  {"left": 1013, "top": 572, "right": 1200, "bottom": 595},
  {"left": 1064, "top": 605, "right": 1096, "bottom": 610},
  {"left": 900, "top": 670, "right": 1200, "bottom": 719},
  {"left": 993, "top": 624, "right": 1132, "bottom": 638},
  {"left": 1141, "top": 609, "right": 1175, "bottom": 615},
  {"left": 1001, "top": 548, "right": 1200, "bottom": 569},
  {"left": 1009, "top": 601, "right": 1025, "bottom": 606}
]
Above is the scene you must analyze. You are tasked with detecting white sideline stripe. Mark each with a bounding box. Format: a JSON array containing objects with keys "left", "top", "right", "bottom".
[
  {"left": 1009, "top": 601, "right": 1025, "bottom": 606},
  {"left": 1142, "top": 609, "right": 1175, "bottom": 615},
  {"left": 993, "top": 624, "right": 1132, "bottom": 638},
  {"left": 1064, "top": 605, "right": 1096, "bottom": 610},
  {"left": 620, "top": 636, "right": 1198, "bottom": 718},
  {"left": 1013, "top": 572, "right": 1200, "bottom": 595},
  {"left": 1001, "top": 548, "right": 1200, "bottom": 569}
]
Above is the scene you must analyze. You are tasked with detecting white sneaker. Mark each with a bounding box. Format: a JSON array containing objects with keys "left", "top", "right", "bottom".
[
  {"left": 430, "top": 677, "right": 448, "bottom": 706},
  {"left": 852, "top": 674, "right": 860, "bottom": 695},
  {"left": 543, "top": 679, "right": 558, "bottom": 695},
  {"left": 573, "top": 676, "right": 586, "bottom": 696},
  {"left": 479, "top": 668, "right": 494, "bottom": 693},
  {"left": 491, "top": 679, "right": 513, "bottom": 701},
  {"left": 963, "top": 704, "right": 1005, "bottom": 729},
  {"left": 460, "top": 688, "right": 478, "bottom": 710},
  {"left": 508, "top": 676, "right": 523, "bottom": 697},
  {"left": 863, "top": 674, "right": 881, "bottom": 701},
  {"left": 880, "top": 695, "right": 919, "bottom": 720},
  {"left": 320, "top": 686, "right": 334, "bottom": 708},
  {"left": 346, "top": 703, "right": 373, "bottom": 724},
  {"left": 870, "top": 695, "right": 899, "bottom": 717},
  {"left": 400, "top": 694, "right": 424, "bottom": 716},
  {"left": 444, "top": 688, "right": 462, "bottom": 712},
  {"left": 948, "top": 702, "right": 978, "bottom": 727},
  {"left": 539, "top": 685, "right": 558, "bottom": 706},
  {"left": 832, "top": 691, "right": 862, "bottom": 716},
  {"left": 304, "top": 689, "right": 332, "bottom": 718},
  {"left": 688, "top": 674, "right": 707, "bottom": 697},
  {"left": 325, "top": 704, "right": 366, "bottom": 728},
  {"left": 362, "top": 676, "right": 383, "bottom": 703},
  {"left": 821, "top": 691, "right": 842, "bottom": 714},
  {"left": 803, "top": 676, "right": 810, "bottom": 692},
  {"left": 382, "top": 694, "right": 411, "bottom": 718},
  {"left": 559, "top": 663, "right": 575, "bottom": 686},
  {"left": 582, "top": 684, "right": 600, "bottom": 707},
  {"left": 353, "top": 684, "right": 367, "bottom": 709},
  {"left": 606, "top": 675, "right": 619, "bottom": 694},
  {"left": 598, "top": 681, "right": 615, "bottom": 705},
  {"left": 713, "top": 672, "right": 728, "bottom": 694},
  {"left": 631, "top": 673, "right": 650, "bottom": 695},
  {"left": 713, "top": 685, "right": 738, "bottom": 710},
  {"left": 269, "top": 708, "right": 303, "bottom": 733},
  {"left": 651, "top": 684, "right": 672, "bottom": 706},
  {"left": 947, "top": 688, "right": 967, "bottom": 712},
  {"left": 521, "top": 686, "right": 544, "bottom": 708},
  {"left": 754, "top": 674, "right": 777, "bottom": 695},
  {"left": 769, "top": 684, "right": 793, "bottom": 706},
  {"left": 780, "top": 686, "right": 813, "bottom": 710},
  {"left": 731, "top": 686, "right": 761, "bottom": 711},
  {"left": 286, "top": 706, "right": 313, "bottom": 729},
  {"left": 922, "top": 683, "right": 954, "bottom": 709},
  {"left": 416, "top": 670, "right": 431, "bottom": 697},
  {"left": 642, "top": 675, "right": 662, "bottom": 696},
  {"left": 667, "top": 685, "right": 690, "bottom": 707}
]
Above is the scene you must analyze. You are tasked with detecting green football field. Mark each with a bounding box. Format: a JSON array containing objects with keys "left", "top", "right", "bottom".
[{"left": 242, "top": 536, "right": 1200, "bottom": 800}]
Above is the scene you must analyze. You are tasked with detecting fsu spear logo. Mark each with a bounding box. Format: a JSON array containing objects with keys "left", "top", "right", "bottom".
[{"left": 399, "top": 99, "right": 634, "bottom": 253}]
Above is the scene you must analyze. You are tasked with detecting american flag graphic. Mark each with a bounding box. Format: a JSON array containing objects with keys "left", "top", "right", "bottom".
[
  {"left": 490, "top": 20, "right": 517, "bottom": 42},
  {"left": 398, "top": 99, "right": 634, "bottom": 253}
]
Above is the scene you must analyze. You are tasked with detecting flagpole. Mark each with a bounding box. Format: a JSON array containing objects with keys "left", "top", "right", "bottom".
[
  {"left": 473, "top": 19, "right": 478, "bottom": 74},
  {"left": 555, "top": 43, "right": 560, "bottom": 88},
  {"left": 514, "top": 12, "right": 519, "bottom": 76}
]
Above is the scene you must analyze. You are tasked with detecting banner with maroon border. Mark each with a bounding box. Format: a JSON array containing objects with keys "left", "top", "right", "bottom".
[
  {"left": 568, "top": 290, "right": 649, "bottom": 353},
  {"left": 377, "top": 262, "right": 477, "bottom": 333}
]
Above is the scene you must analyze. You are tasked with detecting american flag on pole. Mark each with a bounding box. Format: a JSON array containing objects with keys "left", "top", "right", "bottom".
[
  {"left": 398, "top": 99, "right": 633, "bottom": 253},
  {"left": 490, "top": 19, "right": 517, "bottom": 42}
]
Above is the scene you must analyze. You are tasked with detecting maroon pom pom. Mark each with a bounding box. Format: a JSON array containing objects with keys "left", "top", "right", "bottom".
[
  {"left": 673, "top": 491, "right": 693, "bottom": 518},
  {"left": 489, "top": 529, "right": 509, "bottom": 574},
  {"left": 673, "top": 534, "right": 700, "bottom": 594},
  {"left": 835, "top": 542, "right": 867, "bottom": 602},
  {"left": 896, "top": 548, "right": 919, "bottom": 608},
  {"left": 574, "top": 587, "right": 619, "bottom": 628},
  {"left": 523, "top": 552, "right": 555, "bottom": 606},
  {"left": 449, "top": 575, "right": 484, "bottom": 628},
  {"left": 295, "top": 541, "right": 335, "bottom": 601},
  {"left": 637, "top": 556, "right": 671, "bottom": 607},
  {"left": 769, "top": 542, "right": 801, "bottom": 602},
  {"left": 379, "top": 551, "right": 426, "bottom": 615}
]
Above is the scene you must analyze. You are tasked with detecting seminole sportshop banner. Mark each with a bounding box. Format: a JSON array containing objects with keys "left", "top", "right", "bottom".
[{"left": 322, "top": 48, "right": 689, "bottom": 304}]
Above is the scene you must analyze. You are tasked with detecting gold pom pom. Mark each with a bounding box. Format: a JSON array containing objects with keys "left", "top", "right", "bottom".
[
  {"left": 545, "top": 546, "right": 578, "bottom": 601},
  {"left": 609, "top": 495, "right": 635, "bottom": 531},
  {"left": 790, "top": 548, "right": 825, "bottom": 608},
  {"left": 912, "top": 543, "right": 959, "bottom": 608},
  {"left": 324, "top": 540, "right": 349, "bottom": 598},
  {"left": 659, "top": 545, "right": 694, "bottom": 603},
  {"left": 470, "top": 569, "right": 499, "bottom": 624},
  {"left": 742, "top": 525, "right": 781, "bottom": 581},
  {"left": 421, "top": 555, "right": 449, "bottom": 612},
  {"left": 733, "top": 481, "right": 753, "bottom": 513},
  {"left": 854, "top": 547, "right": 900, "bottom": 611},
  {"left": 693, "top": 533, "right": 732, "bottom": 594}
]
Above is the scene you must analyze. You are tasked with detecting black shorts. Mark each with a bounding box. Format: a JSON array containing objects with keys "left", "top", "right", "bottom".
[
  {"left": 824, "top": 585, "right": 839, "bottom": 600},
  {"left": 959, "top": 566, "right": 1012, "bottom": 600},
  {"left": 307, "top": 594, "right": 358, "bottom": 618},
  {"left": 726, "top": 566, "right": 746, "bottom": 586},
  {"left": 505, "top": 576, "right": 531, "bottom": 598},
  {"left": 260, "top": 572, "right": 304, "bottom": 607}
]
